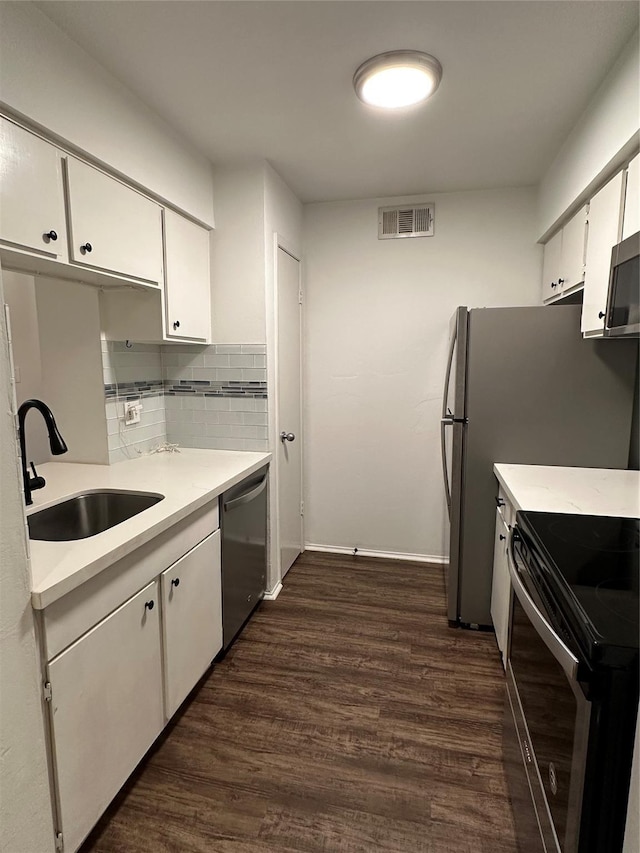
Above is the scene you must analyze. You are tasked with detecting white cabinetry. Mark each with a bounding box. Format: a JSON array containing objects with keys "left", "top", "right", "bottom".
[
  {"left": 581, "top": 171, "right": 625, "bottom": 336},
  {"left": 622, "top": 153, "right": 639, "bottom": 241},
  {"left": 66, "top": 157, "right": 164, "bottom": 286},
  {"left": 164, "top": 209, "right": 211, "bottom": 341},
  {"left": 491, "top": 488, "right": 514, "bottom": 668},
  {"left": 47, "top": 580, "right": 164, "bottom": 853},
  {"left": 41, "top": 503, "right": 222, "bottom": 852},
  {"left": 541, "top": 205, "right": 587, "bottom": 303},
  {"left": 0, "top": 117, "right": 68, "bottom": 262},
  {"left": 161, "top": 531, "right": 222, "bottom": 719}
]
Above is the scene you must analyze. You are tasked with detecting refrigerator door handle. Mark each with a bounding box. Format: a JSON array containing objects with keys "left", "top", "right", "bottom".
[{"left": 441, "top": 323, "right": 458, "bottom": 517}]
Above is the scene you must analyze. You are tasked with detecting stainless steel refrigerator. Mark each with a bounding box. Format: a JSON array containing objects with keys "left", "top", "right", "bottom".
[{"left": 440, "top": 304, "right": 637, "bottom": 629}]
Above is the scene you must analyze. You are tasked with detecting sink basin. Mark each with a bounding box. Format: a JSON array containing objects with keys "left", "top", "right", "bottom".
[{"left": 28, "top": 490, "right": 164, "bottom": 541}]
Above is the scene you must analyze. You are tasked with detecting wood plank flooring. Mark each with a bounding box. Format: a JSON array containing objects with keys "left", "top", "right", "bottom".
[{"left": 80, "top": 551, "right": 517, "bottom": 853}]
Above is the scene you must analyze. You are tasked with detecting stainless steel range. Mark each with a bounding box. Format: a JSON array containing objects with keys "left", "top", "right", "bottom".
[{"left": 504, "top": 511, "right": 639, "bottom": 852}]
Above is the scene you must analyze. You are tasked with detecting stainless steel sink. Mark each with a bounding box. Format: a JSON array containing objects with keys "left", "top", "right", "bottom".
[{"left": 27, "top": 490, "right": 164, "bottom": 541}]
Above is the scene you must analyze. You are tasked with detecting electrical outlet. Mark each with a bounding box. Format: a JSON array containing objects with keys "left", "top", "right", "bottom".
[{"left": 123, "top": 402, "right": 142, "bottom": 425}]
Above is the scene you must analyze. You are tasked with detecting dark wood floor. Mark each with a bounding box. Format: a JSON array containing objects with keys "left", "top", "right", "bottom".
[{"left": 80, "top": 551, "right": 517, "bottom": 853}]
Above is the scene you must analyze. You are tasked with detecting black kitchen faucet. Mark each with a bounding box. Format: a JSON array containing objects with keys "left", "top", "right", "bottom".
[{"left": 17, "top": 399, "right": 68, "bottom": 505}]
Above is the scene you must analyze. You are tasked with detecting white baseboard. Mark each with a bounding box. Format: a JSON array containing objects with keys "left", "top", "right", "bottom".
[
  {"left": 304, "top": 544, "right": 448, "bottom": 565},
  {"left": 263, "top": 582, "right": 283, "bottom": 601}
]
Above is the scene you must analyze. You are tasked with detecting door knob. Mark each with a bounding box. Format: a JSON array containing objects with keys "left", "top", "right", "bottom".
[{"left": 280, "top": 431, "right": 295, "bottom": 442}]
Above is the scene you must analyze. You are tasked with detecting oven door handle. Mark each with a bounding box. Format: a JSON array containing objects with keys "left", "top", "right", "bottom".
[{"left": 507, "top": 537, "right": 580, "bottom": 682}]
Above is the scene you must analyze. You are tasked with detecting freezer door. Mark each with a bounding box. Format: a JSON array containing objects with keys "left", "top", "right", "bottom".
[{"left": 441, "top": 307, "right": 468, "bottom": 515}]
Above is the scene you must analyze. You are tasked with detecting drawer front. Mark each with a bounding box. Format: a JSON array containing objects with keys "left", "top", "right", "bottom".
[{"left": 44, "top": 501, "right": 219, "bottom": 660}]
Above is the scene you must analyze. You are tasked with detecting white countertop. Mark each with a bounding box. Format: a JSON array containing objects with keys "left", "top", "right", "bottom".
[
  {"left": 494, "top": 463, "right": 640, "bottom": 517},
  {"left": 28, "top": 449, "right": 270, "bottom": 609}
]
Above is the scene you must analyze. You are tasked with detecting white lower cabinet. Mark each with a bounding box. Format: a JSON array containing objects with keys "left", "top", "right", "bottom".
[
  {"left": 491, "top": 503, "right": 512, "bottom": 668},
  {"left": 161, "top": 530, "right": 222, "bottom": 719},
  {"left": 47, "top": 581, "right": 164, "bottom": 853},
  {"left": 42, "top": 508, "right": 222, "bottom": 852}
]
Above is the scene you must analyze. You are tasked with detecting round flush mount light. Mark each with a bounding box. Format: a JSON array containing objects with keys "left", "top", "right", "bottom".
[{"left": 353, "top": 50, "right": 442, "bottom": 109}]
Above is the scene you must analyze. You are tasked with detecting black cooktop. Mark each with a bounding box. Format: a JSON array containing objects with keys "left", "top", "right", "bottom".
[{"left": 516, "top": 511, "right": 639, "bottom": 669}]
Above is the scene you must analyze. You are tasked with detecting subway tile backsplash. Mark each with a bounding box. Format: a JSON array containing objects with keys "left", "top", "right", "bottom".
[{"left": 101, "top": 341, "right": 269, "bottom": 459}]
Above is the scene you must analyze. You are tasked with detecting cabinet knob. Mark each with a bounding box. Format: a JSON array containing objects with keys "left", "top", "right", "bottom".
[
  {"left": 550, "top": 281, "right": 558, "bottom": 289},
  {"left": 495, "top": 497, "right": 505, "bottom": 507},
  {"left": 80, "top": 242, "right": 93, "bottom": 254},
  {"left": 557, "top": 278, "right": 565, "bottom": 285},
  {"left": 144, "top": 600, "right": 155, "bottom": 611},
  {"left": 43, "top": 230, "right": 58, "bottom": 242},
  {"left": 499, "top": 534, "right": 506, "bottom": 541},
  {"left": 598, "top": 311, "right": 606, "bottom": 320},
  {"left": 173, "top": 320, "right": 180, "bottom": 330},
  {"left": 171, "top": 578, "right": 180, "bottom": 588}
]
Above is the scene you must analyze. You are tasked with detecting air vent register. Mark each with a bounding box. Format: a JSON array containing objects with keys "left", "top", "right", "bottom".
[{"left": 378, "top": 204, "right": 434, "bottom": 240}]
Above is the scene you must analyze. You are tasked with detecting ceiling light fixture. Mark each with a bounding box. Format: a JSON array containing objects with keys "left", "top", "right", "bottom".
[{"left": 353, "top": 50, "right": 442, "bottom": 109}]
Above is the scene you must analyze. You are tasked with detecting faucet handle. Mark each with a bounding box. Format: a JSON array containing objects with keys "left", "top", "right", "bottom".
[{"left": 29, "top": 461, "right": 46, "bottom": 491}]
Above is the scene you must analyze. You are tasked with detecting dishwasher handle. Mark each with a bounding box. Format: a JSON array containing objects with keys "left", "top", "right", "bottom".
[{"left": 224, "top": 474, "right": 268, "bottom": 512}]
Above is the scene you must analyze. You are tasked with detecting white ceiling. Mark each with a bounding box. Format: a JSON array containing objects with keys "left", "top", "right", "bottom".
[{"left": 37, "top": 1, "right": 638, "bottom": 204}]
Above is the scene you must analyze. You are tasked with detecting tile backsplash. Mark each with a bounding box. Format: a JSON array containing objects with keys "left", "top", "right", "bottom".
[{"left": 102, "top": 341, "right": 268, "bottom": 463}]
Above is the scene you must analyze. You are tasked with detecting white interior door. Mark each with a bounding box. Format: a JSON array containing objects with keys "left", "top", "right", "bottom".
[{"left": 277, "top": 247, "right": 303, "bottom": 578}]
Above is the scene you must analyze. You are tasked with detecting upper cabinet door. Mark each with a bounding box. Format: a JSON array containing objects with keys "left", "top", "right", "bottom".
[
  {"left": 66, "top": 157, "right": 163, "bottom": 284},
  {"left": 582, "top": 171, "right": 625, "bottom": 335},
  {"left": 622, "top": 153, "right": 639, "bottom": 241},
  {"left": 164, "top": 209, "right": 211, "bottom": 341},
  {"left": 0, "top": 118, "right": 68, "bottom": 260},
  {"left": 559, "top": 204, "right": 588, "bottom": 292},
  {"left": 541, "top": 229, "right": 562, "bottom": 302}
]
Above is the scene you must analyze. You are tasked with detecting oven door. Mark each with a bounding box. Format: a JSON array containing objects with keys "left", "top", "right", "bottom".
[{"left": 504, "top": 533, "right": 592, "bottom": 853}]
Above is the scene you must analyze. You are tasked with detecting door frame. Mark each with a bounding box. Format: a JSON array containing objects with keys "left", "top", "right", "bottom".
[{"left": 265, "top": 233, "right": 304, "bottom": 595}]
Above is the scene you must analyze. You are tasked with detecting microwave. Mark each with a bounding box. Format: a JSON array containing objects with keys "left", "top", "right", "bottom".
[{"left": 604, "top": 230, "right": 639, "bottom": 337}]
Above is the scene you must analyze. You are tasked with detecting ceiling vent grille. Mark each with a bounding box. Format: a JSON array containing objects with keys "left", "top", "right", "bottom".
[{"left": 378, "top": 204, "right": 434, "bottom": 240}]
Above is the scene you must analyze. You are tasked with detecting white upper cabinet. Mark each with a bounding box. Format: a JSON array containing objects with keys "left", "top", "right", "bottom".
[
  {"left": 541, "top": 205, "right": 587, "bottom": 303},
  {"left": 581, "top": 171, "right": 625, "bottom": 336},
  {"left": 622, "top": 153, "right": 639, "bottom": 241},
  {"left": 0, "top": 118, "right": 68, "bottom": 261},
  {"left": 164, "top": 209, "right": 211, "bottom": 341},
  {"left": 66, "top": 157, "right": 164, "bottom": 285},
  {"left": 541, "top": 229, "right": 562, "bottom": 302}
]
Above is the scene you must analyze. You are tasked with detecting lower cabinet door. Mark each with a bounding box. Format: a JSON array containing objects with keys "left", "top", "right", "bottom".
[
  {"left": 47, "top": 580, "right": 164, "bottom": 853},
  {"left": 490, "top": 508, "right": 511, "bottom": 667},
  {"left": 161, "top": 530, "right": 222, "bottom": 719}
]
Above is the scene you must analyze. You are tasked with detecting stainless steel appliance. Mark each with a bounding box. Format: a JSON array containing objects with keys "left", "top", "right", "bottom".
[
  {"left": 504, "top": 511, "right": 639, "bottom": 852},
  {"left": 604, "top": 231, "right": 640, "bottom": 338},
  {"left": 441, "top": 305, "right": 637, "bottom": 628},
  {"left": 221, "top": 467, "right": 268, "bottom": 650}
]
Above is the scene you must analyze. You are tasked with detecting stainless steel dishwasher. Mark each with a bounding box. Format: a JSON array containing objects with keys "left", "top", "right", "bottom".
[{"left": 221, "top": 466, "right": 268, "bottom": 650}]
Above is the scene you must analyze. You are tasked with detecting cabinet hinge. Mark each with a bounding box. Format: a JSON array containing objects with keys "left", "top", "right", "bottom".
[
  {"left": 43, "top": 682, "right": 52, "bottom": 702},
  {"left": 55, "top": 831, "right": 63, "bottom": 851},
  {"left": 300, "top": 500, "right": 304, "bottom": 516},
  {"left": 298, "top": 290, "right": 303, "bottom": 305}
]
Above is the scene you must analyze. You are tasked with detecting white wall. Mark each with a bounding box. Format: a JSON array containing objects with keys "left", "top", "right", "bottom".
[
  {"left": 538, "top": 30, "right": 639, "bottom": 239},
  {"left": 3, "top": 271, "right": 50, "bottom": 465},
  {"left": 0, "top": 269, "right": 55, "bottom": 853},
  {"left": 210, "top": 164, "right": 266, "bottom": 343},
  {"left": 36, "top": 279, "right": 108, "bottom": 464},
  {"left": 0, "top": 3, "right": 214, "bottom": 226},
  {"left": 303, "top": 187, "right": 541, "bottom": 560}
]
